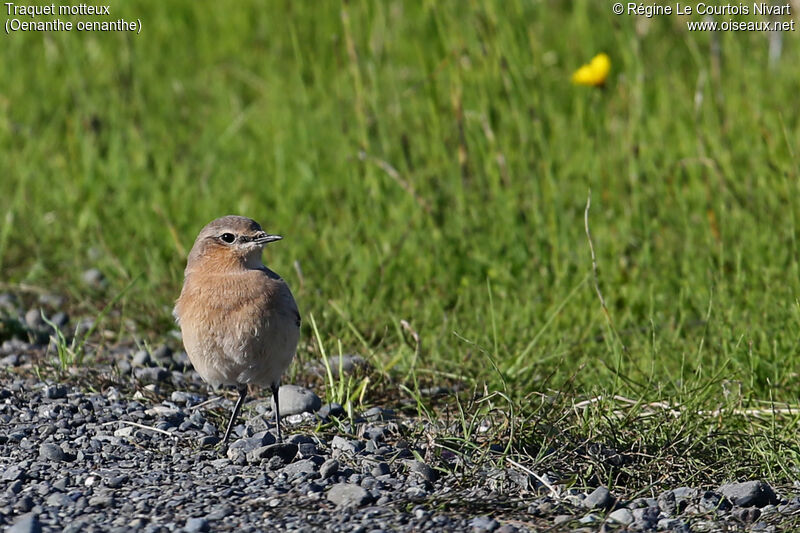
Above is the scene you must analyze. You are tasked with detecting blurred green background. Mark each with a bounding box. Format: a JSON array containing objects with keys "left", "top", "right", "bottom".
[{"left": 2, "top": 0, "right": 800, "bottom": 402}]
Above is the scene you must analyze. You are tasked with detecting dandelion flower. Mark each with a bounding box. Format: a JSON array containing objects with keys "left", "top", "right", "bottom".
[{"left": 571, "top": 53, "right": 611, "bottom": 87}]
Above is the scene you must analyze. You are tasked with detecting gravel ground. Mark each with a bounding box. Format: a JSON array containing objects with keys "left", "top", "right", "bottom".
[{"left": 3, "top": 296, "right": 800, "bottom": 532}]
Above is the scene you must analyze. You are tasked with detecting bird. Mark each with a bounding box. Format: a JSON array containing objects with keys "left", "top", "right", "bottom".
[{"left": 173, "top": 215, "right": 300, "bottom": 444}]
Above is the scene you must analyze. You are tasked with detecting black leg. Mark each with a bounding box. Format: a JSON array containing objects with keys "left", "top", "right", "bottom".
[
  {"left": 222, "top": 385, "right": 247, "bottom": 444},
  {"left": 272, "top": 382, "right": 282, "bottom": 443}
]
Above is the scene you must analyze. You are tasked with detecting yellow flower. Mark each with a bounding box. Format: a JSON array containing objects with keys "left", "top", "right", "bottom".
[{"left": 571, "top": 53, "right": 611, "bottom": 87}]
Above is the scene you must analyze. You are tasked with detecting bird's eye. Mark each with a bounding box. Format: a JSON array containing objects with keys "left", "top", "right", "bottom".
[{"left": 220, "top": 233, "right": 236, "bottom": 244}]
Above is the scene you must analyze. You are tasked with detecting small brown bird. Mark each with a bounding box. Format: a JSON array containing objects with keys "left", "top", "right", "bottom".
[{"left": 174, "top": 215, "right": 300, "bottom": 443}]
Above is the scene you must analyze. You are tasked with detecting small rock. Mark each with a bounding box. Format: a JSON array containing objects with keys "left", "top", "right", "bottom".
[
  {"left": 327, "top": 483, "right": 371, "bottom": 507},
  {"left": 50, "top": 311, "right": 69, "bottom": 328},
  {"left": 134, "top": 367, "right": 170, "bottom": 382},
  {"left": 608, "top": 508, "right": 634, "bottom": 525},
  {"left": 404, "top": 460, "right": 437, "bottom": 483},
  {"left": 132, "top": 350, "right": 151, "bottom": 367},
  {"left": 719, "top": 481, "right": 779, "bottom": 508},
  {"left": 578, "top": 513, "right": 601, "bottom": 524},
  {"left": 39, "top": 443, "right": 68, "bottom": 462},
  {"left": 321, "top": 354, "right": 368, "bottom": 377},
  {"left": 320, "top": 459, "right": 339, "bottom": 479},
  {"left": 371, "top": 463, "right": 390, "bottom": 477},
  {"left": 151, "top": 344, "right": 173, "bottom": 365},
  {"left": 732, "top": 507, "right": 762, "bottom": 522},
  {"left": 106, "top": 475, "right": 128, "bottom": 488},
  {"left": 317, "top": 403, "right": 346, "bottom": 419},
  {"left": 46, "top": 492, "right": 73, "bottom": 507},
  {"left": 228, "top": 435, "right": 275, "bottom": 459},
  {"left": 583, "top": 486, "right": 614, "bottom": 511},
  {"left": 469, "top": 515, "right": 499, "bottom": 531},
  {"left": 3, "top": 464, "right": 25, "bottom": 481},
  {"left": 7, "top": 513, "right": 42, "bottom": 533},
  {"left": 274, "top": 385, "right": 322, "bottom": 416},
  {"left": 363, "top": 406, "right": 394, "bottom": 421},
  {"left": 632, "top": 506, "right": 660, "bottom": 526},
  {"left": 246, "top": 443, "right": 298, "bottom": 464},
  {"left": 282, "top": 459, "right": 318, "bottom": 476},
  {"left": 81, "top": 268, "right": 106, "bottom": 288},
  {"left": 88, "top": 493, "right": 115, "bottom": 507},
  {"left": 199, "top": 436, "right": 220, "bottom": 447},
  {"left": 657, "top": 518, "right": 688, "bottom": 531},
  {"left": 44, "top": 384, "right": 68, "bottom": 399},
  {"left": 331, "top": 435, "right": 364, "bottom": 454},
  {"left": 185, "top": 517, "right": 210, "bottom": 533},
  {"left": 700, "top": 490, "right": 732, "bottom": 512},
  {"left": 24, "top": 309, "right": 45, "bottom": 330}
]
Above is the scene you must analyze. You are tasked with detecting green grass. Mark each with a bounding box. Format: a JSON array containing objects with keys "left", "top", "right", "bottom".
[{"left": 3, "top": 0, "right": 800, "bottom": 486}]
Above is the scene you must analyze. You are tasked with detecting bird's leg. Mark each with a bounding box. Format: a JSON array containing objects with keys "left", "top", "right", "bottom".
[
  {"left": 222, "top": 385, "right": 248, "bottom": 445},
  {"left": 272, "top": 382, "right": 282, "bottom": 443}
]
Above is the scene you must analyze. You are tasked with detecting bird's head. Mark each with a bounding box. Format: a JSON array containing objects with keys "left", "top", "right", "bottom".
[{"left": 185, "top": 215, "right": 282, "bottom": 272}]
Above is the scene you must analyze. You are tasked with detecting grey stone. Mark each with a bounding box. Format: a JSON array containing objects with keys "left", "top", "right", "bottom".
[
  {"left": 317, "top": 403, "right": 346, "bottom": 418},
  {"left": 7, "top": 513, "right": 42, "bottom": 533},
  {"left": 185, "top": 517, "right": 210, "bottom": 533},
  {"left": 578, "top": 513, "right": 601, "bottom": 524},
  {"left": 327, "top": 483, "right": 371, "bottom": 507},
  {"left": 88, "top": 492, "right": 116, "bottom": 507},
  {"left": 700, "top": 490, "right": 732, "bottom": 512},
  {"left": 719, "top": 481, "right": 779, "bottom": 508},
  {"left": 404, "top": 460, "right": 437, "bottom": 483},
  {"left": 320, "top": 459, "right": 339, "bottom": 479},
  {"left": 50, "top": 311, "right": 69, "bottom": 328},
  {"left": 282, "top": 459, "right": 319, "bottom": 476},
  {"left": 38, "top": 443, "right": 68, "bottom": 462},
  {"left": 632, "top": 506, "right": 660, "bottom": 525},
  {"left": 608, "top": 508, "right": 634, "bottom": 525},
  {"left": 46, "top": 492, "right": 73, "bottom": 507},
  {"left": 657, "top": 518, "right": 690, "bottom": 532},
  {"left": 134, "top": 367, "right": 170, "bottom": 382},
  {"left": 81, "top": 268, "right": 106, "bottom": 288},
  {"left": 3, "top": 464, "right": 25, "bottom": 481},
  {"left": 322, "top": 354, "right": 368, "bottom": 377},
  {"left": 583, "top": 486, "right": 614, "bottom": 510},
  {"left": 469, "top": 515, "right": 499, "bottom": 531},
  {"left": 274, "top": 385, "right": 322, "bottom": 416},
  {"left": 132, "top": 350, "right": 151, "bottom": 367},
  {"left": 331, "top": 435, "right": 364, "bottom": 454},
  {"left": 246, "top": 443, "right": 298, "bottom": 464},
  {"left": 25, "top": 309, "right": 45, "bottom": 330},
  {"left": 45, "top": 384, "right": 67, "bottom": 399},
  {"left": 732, "top": 507, "right": 762, "bottom": 522},
  {"left": 107, "top": 474, "right": 128, "bottom": 488},
  {"left": 227, "top": 435, "right": 274, "bottom": 459}
]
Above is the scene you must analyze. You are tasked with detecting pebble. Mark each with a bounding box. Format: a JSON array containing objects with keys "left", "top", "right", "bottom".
[
  {"left": 327, "top": 483, "right": 371, "bottom": 507},
  {"left": 608, "top": 508, "right": 634, "bottom": 525},
  {"left": 274, "top": 384, "right": 322, "bottom": 416},
  {"left": 184, "top": 517, "right": 210, "bottom": 533},
  {"left": 405, "top": 460, "right": 437, "bottom": 483},
  {"left": 317, "top": 402, "right": 346, "bottom": 419},
  {"left": 469, "top": 515, "right": 499, "bottom": 531},
  {"left": 320, "top": 459, "right": 340, "bottom": 479},
  {"left": 7, "top": 513, "right": 42, "bottom": 533},
  {"left": 38, "top": 443, "right": 68, "bottom": 462},
  {"left": 583, "top": 485, "right": 614, "bottom": 510},
  {"left": 25, "top": 308, "right": 45, "bottom": 330},
  {"left": 44, "top": 384, "right": 68, "bottom": 399},
  {"left": 719, "top": 481, "right": 779, "bottom": 508},
  {"left": 81, "top": 268, "right": 106, "bottom": 288}
]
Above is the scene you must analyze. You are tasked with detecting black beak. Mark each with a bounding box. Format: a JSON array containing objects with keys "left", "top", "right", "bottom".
[{"left": 253, "top": 233, "right": 283, "bottom": 245}]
